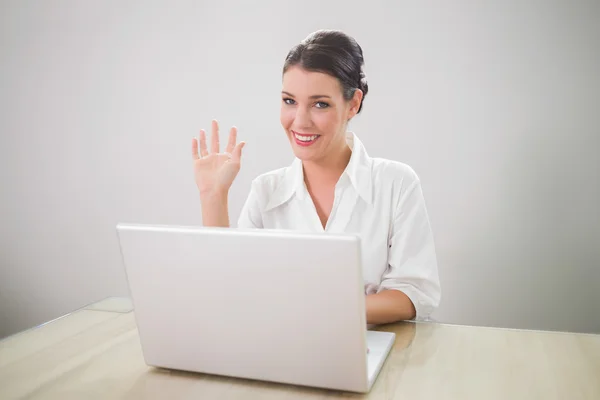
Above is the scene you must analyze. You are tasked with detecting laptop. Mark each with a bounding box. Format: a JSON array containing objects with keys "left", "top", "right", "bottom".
[{"left": 116, "top": 223, "right": 395, "bottom": 393}]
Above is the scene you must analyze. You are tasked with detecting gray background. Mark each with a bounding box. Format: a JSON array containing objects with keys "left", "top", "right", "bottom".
[{"left": 1, "top": 0, "right": 599, "bottom": 338}]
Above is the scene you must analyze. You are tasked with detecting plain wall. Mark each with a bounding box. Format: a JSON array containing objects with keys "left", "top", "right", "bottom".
[{"left": 1, "top": 0, "right": 599, "bottom": 338}]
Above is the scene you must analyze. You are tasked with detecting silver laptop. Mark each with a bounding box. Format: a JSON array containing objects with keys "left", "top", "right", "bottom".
[{"left": 116, "top": 223, "right": 395, "bottom": 393}]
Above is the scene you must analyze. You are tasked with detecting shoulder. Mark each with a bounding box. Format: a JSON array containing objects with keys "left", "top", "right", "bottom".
[
  {"left": 370, "top": 157, "right": 421, "bottom": 192},
  {"left": 369, "top": 158, "right": 428, "bottom": 220},
  {"left": 252, "top": 164, "right": 293, "bottom": 201},
  {"left": 250, "top": 165, "right": 291, "bottom": 194}
]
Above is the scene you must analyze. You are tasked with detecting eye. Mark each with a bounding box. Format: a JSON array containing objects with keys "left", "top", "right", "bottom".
[
  {"left": 315, "top": 101, "right": 330, "bottom": 109},
  {"left": 283, "top": 98, "right": 296, "bottom": 105}
]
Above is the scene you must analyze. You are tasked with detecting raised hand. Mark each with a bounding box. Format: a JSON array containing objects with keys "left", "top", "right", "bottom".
[{"left": 192, "top": 120, "right": 245, "bottom": 199}]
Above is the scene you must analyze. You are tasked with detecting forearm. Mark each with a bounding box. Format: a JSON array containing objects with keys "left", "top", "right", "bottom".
[
  {"left": 365, "top": 289, "right": 416, "bottom": 325},
  {"left": 200, "top": 192, "right": 230, "bottom": 227}
]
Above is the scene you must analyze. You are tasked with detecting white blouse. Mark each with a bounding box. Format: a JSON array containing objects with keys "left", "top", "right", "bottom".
[{"left": 237, "top": 132, "right": 441, "bottom": 320}]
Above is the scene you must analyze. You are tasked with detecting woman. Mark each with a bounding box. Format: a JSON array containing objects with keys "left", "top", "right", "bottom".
[{"left": 191, "top": 30, "right": 441, "bottom": 325}]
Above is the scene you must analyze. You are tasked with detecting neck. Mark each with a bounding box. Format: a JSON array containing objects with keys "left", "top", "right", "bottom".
[{"left": 302, "top": 140, "right": 352, "bottom": 187}]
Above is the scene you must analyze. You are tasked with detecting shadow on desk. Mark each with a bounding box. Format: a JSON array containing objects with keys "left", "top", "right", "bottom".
[{"left": 124, "top": 322, "right": 420, "bottom": 399}]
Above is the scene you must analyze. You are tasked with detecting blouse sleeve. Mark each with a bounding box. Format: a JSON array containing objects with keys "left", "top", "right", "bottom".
[{"left": 379, "top": 176, "right": 441, "bottom": 321}]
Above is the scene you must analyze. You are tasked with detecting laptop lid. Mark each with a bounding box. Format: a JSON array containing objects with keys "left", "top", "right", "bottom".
[{"left": 116, "top": 223, "right": 369, "bottom": 392}]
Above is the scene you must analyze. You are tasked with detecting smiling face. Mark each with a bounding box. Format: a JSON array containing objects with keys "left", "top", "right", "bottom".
[{"left": 280, "top": 66, "right": 362, "bottom": 163}]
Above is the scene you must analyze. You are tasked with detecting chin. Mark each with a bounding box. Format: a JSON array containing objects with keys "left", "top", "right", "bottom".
[
  {"left": 292, "top": 150, "right": 319, "bottom": 162},
  {"left": 289, "top": 144, "right": 316, "bottom": 161}
]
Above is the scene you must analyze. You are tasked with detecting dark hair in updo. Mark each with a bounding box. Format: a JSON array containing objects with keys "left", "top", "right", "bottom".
[{"left": 283, "top": 30, "right": 369, "bottom": 113}]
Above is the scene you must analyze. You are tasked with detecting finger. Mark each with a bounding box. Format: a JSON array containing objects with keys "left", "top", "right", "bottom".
[
  {"left": 231, "top": 141, "right": 245, "bottom": 163},
  {"left": 199, "top": 130, "right": 208, "bottom": 157},
  {"left": 211, "top": 119, "right": 220, "bottom": 154},
  {"left": 225, "top": 126, "right": 237, "bottom": 154},
  {"left": 192, "top": 137, "right": 199, "bottom": 160}
]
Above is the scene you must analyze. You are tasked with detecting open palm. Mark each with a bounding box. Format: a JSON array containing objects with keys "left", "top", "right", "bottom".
[{"left": 192, "top": 120, "right": 245, "bottom": 197}]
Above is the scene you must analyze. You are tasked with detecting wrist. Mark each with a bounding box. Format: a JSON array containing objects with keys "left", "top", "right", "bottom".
[
  {"left": 200, "top": 189, "right": 229, "bottom": 203},
  {"left": 199, "top": 190, "right": 230, "bottom": 228}
]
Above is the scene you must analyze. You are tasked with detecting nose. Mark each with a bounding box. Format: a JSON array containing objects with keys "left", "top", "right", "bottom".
[{"left": 293, "top": 105, "right": 312, "bottom": 129}]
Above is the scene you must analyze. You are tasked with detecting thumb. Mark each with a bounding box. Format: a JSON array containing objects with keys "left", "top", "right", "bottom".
[{"left": 232, "top": 141, "right": 245, "bottom": 162}]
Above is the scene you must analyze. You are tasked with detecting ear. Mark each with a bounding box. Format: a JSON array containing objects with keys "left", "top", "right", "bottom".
[{"left": 347, "top": 89, "right": 364, "bottom": 120}]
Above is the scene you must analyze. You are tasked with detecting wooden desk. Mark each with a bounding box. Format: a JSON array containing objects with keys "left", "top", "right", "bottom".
[{"left": 1, "top": 297, "right": 599, "bottom": 399}]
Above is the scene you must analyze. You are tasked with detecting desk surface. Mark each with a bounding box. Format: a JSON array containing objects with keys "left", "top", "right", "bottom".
[{"left": 1, "top": 297, "right": 599, "bottom": 400}]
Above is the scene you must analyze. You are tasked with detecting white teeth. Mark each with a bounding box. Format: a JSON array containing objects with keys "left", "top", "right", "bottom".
[{"left": 294, "top": 133, "right": 318, "bottom": 142}]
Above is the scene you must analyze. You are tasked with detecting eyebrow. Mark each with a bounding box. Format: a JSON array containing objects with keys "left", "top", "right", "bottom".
[{"left": 281, "top": 91, "right": 331, "bottom": 99}]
